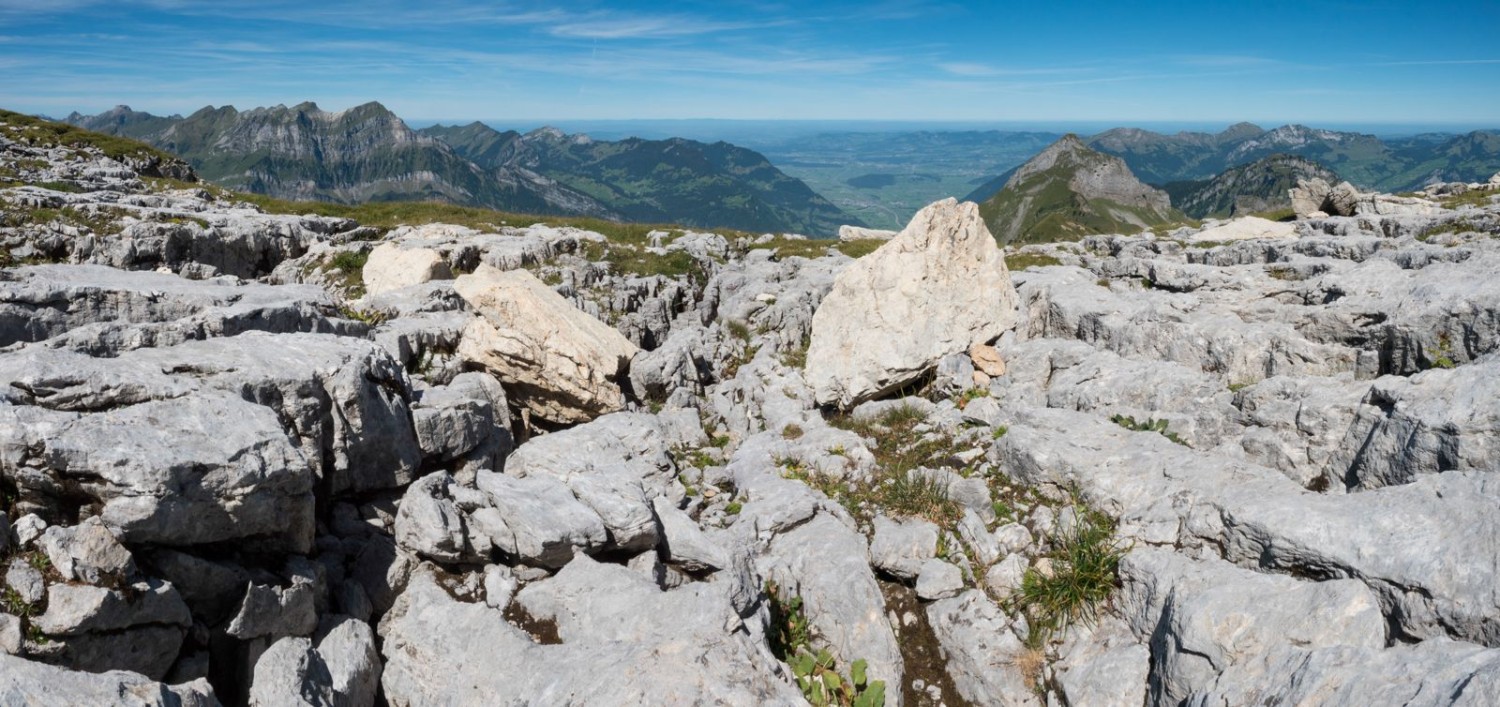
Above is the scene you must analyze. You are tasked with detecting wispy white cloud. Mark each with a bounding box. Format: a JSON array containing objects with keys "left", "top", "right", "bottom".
[
  {"left": 1172, "top": 54, "right": 1284, "bottom": 68},
  {"left": 549, "top": 14, "right": 781, "bottom": 39},
  {"left": 937, "top": 62, "right": 1090, "bottom": 78},
  {"left": 1371, "top": 58, "right": 1500, "bottom": 66}
]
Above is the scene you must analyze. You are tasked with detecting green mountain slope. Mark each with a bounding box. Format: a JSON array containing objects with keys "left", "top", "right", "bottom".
[
  {"left": 978, "top": 135, "right": 1182, "bottom": 244},
  {"left": 423, "top": 122, "right": 861, "bottom": 236}
]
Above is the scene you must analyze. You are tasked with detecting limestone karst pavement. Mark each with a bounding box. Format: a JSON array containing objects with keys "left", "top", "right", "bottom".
[{"left": 3, "top": 114, "right": 1500, "bottom": 706}]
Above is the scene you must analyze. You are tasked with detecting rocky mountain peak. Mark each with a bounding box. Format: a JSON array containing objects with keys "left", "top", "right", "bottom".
[
  {"left": 523, "top": 126, "right": 568, "bottom": 142},
  {"left": 982, "top": 134, "right": 1177, "bottom": 244},
  {"left": 1217, "top": 121, "right": 1266, "bottom": 142}
]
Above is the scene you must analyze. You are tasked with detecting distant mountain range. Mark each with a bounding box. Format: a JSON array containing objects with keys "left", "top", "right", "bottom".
[
  {"left": 977, "top": 135, "right": 1181, "bottom": 244},
  {"left": 419, "top": 122, "right": 858, "bottom": 236},
  {"left": 1083, "top": 123, "right": 1500, "bottom": 193},
  {"left": 67, "top": 103, "right": 860, "bottom": 236}
]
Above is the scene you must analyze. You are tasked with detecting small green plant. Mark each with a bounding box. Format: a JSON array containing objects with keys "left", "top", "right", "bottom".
[
  {"left": 1227, "top": 382, "right": 1251, "bottom": 393},
  {"left": 876, "top": 403, "right": 928, "bottom": 428},
  {"left": 677, "top": 473, "right": 699, "bottom": 498},
  {"left": 726, "top": 320, "right": 752, "bottom": 342},
  {"left": 767, "top": 582, "right": 886, "bottom": 706},
  {"left": 1426, "top": 335, "right": 1457, "bottom": 369},
  {"left": 321, "top": 250, "right": 370, "bottom": 296},
  {"left": 879, "top": 472, "right": 961, "bottom": 528},
  {"left": 26, "top": 551, "right": 50, "bottom": 573},
  {"left": 767, "top": 581, "right": 812, "bottom": 659},
  {"left": 992, "top": 425, "right": 1009, "bottom": 440},
  {"left": 935, "top": 531, "right": 951, "bottom": 560},
  {"left": 1110, "top": 414, "right": 1188, "bottom": 447},
  {"left": 954, "top": 387, "right": 990, "bottom": 410},
  {"left": 826, "top": 445, "right": 847, "bottom": 457},
  {"left": 780, "top": 343, "right": 809, "bottom": 369},
  {"left": 710, "top": 434, "right": 732, "bottom": 449},
  {"left": 1016, "top": 507, "right": 1124, "bottom": 646},
  {"left": 725, "top": 501, "right": 743, "bottom": 515},
  {"left": 782, "top": 423, "right": 805, "bottom": 441},
  {"left": 992, "top": 501, "right": 1015, "bottom": 524},
  {"left": 1006, "top": 252, "right": 1063, "bottom": 270},
  {"left": 336, "top": 304, "right": 391, "bottom": 326}
]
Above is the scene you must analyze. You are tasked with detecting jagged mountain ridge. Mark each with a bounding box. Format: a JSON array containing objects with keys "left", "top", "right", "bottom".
[
  {"left": 978, "top": 134, "right": 1181, "bottom": 244},
  {"left": 1165, "top": 154, "right": 1340, "bottom": 219},
  {"left": 68, "top": 103, "right": 859, "bottom": 236},
  {"left": 1084, "top": 122, "right": 1500, "bottom": 191},
  {"left": 422, "top": 121, "right": 861, "bottom": 236}
]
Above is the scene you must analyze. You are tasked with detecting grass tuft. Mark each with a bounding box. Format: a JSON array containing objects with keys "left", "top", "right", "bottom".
[{"left": 1016, "top": 506, "right": 1124, "bottom": 646}]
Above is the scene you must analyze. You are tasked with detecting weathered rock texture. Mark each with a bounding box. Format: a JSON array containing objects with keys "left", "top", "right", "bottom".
[
  {"left": 806, "top": 198, "right": 1020, "bottom": 408},
  {"left": 5, "top": 111, "right": 1500, "bottom": 707},
  {"left": 454, "top": 264, "right": 640, "bottom": 424}
]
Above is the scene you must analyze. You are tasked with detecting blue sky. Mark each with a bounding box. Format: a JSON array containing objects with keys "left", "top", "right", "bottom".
[{"left": 1, "top": 0, "right": 1497, "bottom": 126}]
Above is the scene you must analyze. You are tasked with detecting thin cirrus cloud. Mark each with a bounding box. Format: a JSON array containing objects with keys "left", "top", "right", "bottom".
[
  {"left": 937, "top": 62, "right": 1092, "bottom": 78},
  {"left": 548, "top": 15, "right": 785, "bottom": 40}
]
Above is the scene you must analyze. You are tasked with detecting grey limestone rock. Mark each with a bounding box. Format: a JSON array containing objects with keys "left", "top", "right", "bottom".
[
  {"left": 474, "top": 471, "right": 608, "bottom": 568},
  {"left": 868, "top": 515, "right": 939, "bottom": 581},
  {"left": 38, "top": 517, "right": 135, "bottom": 585},
  {"left": 379, "top": 565, "right": 803, "bottom": 706},
  {"left": 652, "top": 495, "right": 728, "bottom": 572},
  {"left": 926, "top": 590, "right": 1040, "bottom": 707},
  {"left": 915, "top": 559, "right": 964, "bottom": 601},
  {"left": 0, "top": 652, "right": 219, "bottom": 706}
]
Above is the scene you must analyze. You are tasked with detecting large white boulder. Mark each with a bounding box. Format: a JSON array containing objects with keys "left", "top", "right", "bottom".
[
  {"left": 362, "top": 243, "right": 451, "bottom": 296},
  {"left": 454, "top": 264, "right": 639, "bottom": 424},
  {"left": 806, "top": 198, "right": 1019, "bottom": 408}
]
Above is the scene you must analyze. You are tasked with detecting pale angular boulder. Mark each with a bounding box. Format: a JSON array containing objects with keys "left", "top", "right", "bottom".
[
  {"left": 248, "top": 637, "right": 334, "bottom": 707},
  {"left": 806, "top": 198, "right": 1019, "bottom": 408},
  {"left": 984, "top": 554, "right": 1027, "bottom": 601},
  {"left": 969, "top": 343, "right": 1007, "bottom": 377},
  {"left": 34, "top": 580, "right": 192, "bottom": 679},
  {"left": 1187, "top": 638, "right": 1500, "bottom": 706},
  {"left": 1053, "top": 617, "right": 1149, "bottom": 707},
  {"left": 0, "top": 614, "right": 19, "bottom": 655},
  {"left": 362, "top": 243, "right": 451, "bottom": 296},
  {"left": 0, "top": 394, "right": 317, "bottom": 552},
  {"left": 393, "top": 472, "right": 470, "bottom": 564},
  {"left": 454, "top": 264, "right": 639, "bottom": 424},
  {"left": 1290, "top": 178, "right": 1360, "bottom": 218},
  {"left": 6, "top": 558, "right": 45, "bottom": 604}
]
